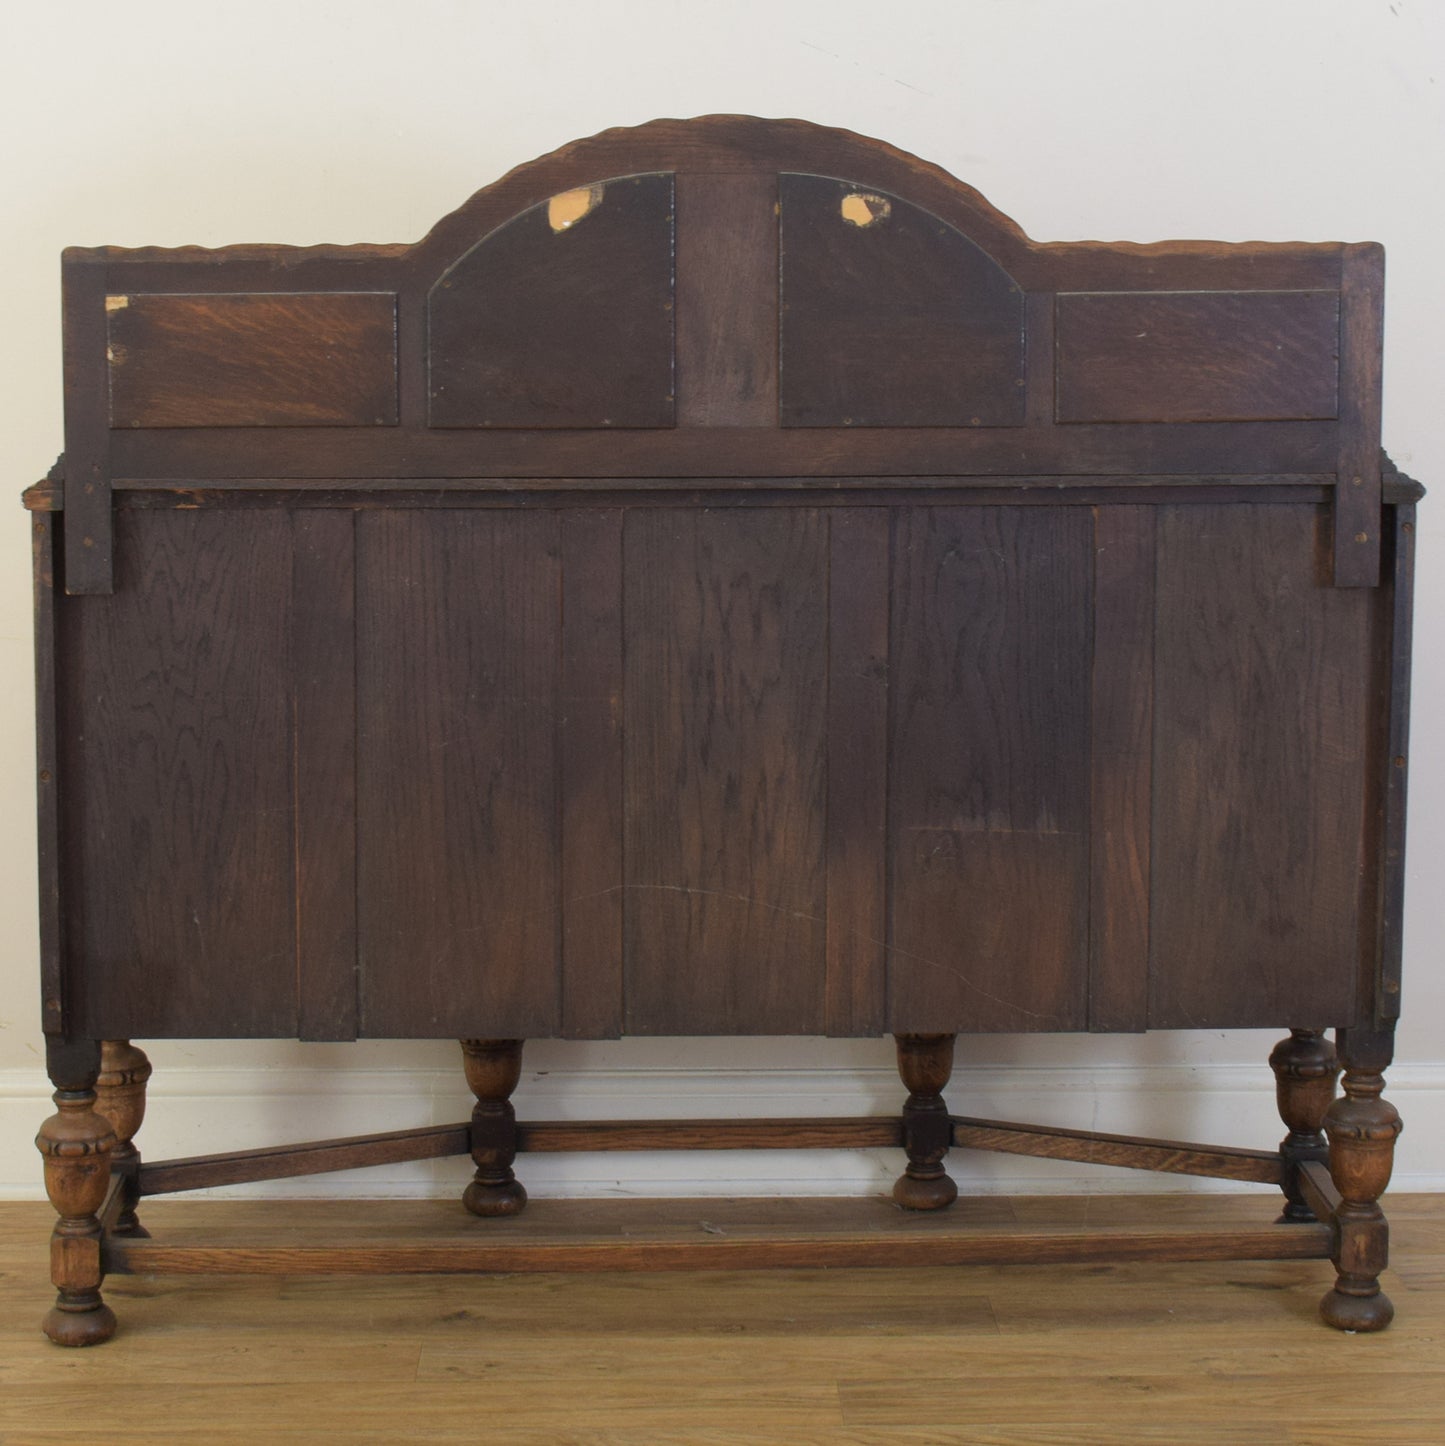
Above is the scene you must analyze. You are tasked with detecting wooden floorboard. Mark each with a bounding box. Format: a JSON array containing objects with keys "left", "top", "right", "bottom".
[{"left": 1, "top": 1193, "right": 1442, "bottom": 1443}]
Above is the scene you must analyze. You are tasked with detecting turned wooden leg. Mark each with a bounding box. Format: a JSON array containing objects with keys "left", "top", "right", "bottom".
[
  {"left": 461, "top": 1039, "right": 527, "bottom": 1218},
  {"left": 36, "top": 1038, "right": 117, "bottom": 1346},
  {"left": 1320, "top": 1025, "right": 1402, "bottom": 1332},
  {"left": 892, "top": 1033, "right": 958, "bottom": 1211},
  {"left": 95, "top": 1040, "right": 152, "bottom": 1238},
  {"left": 1269, "top": 1028, "right": 1339, "bottom": 1223}
]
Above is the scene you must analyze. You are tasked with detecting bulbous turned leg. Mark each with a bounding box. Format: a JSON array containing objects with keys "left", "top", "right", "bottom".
[
  {"left": 892, "top": 1033, "right": 958, "bottom": 1211},
  {"left": 36, "top": 1040, "right": 118, "bottom": 1346},
  {"left": 1320, "top": 1026, "right": 1402, "bottom": 1332},
  {"left": 461, "top": 1039, "right": 527, "bottom": 1218},
  {"left": 96, "top": 1040, "right": 152, "bottom": 1238},
  {"left": 1269, "top": 1029, "right": 1338, "bottom": 1223}
]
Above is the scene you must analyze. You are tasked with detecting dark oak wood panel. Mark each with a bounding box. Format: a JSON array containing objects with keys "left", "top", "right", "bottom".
[
  {"left": 675, "top": 172, "right": 779, "bottom": 426},
  {"left": 107, "top": 292, "right": 399, "bottom": 428},
  {"left": 62, "top": 254, "right": 113, "bottom": 594},
  {"left": 623, "top": 508, "right": 829, "bottom": 1034},
  {"left": 1055, "top": 291, "right": 1340, "bottom": 423},
  {"left": 293, "top": 511, "right": 359, "bottom": 1041},
  {"left": 61, "top": 510, "right": 296, "bottom": 1036},
  {"left": 1333, "top": 244, "right": 1386, "bottom": 587},
  {"left": 356, "top": 511, "right": 561, "bottom": 1037},
  {"left": 780, "top": 173, "right": 1025, "bottom": 428},
  {"left": 559, "top": 509, "right": 625, "bottom": 1038},
  {"left": 1088, "top": 505, "right": 1156, "bottom": 1031},
  {"left": 824, "top": 508, "right": 889, "bottom": 1036},
  {"left": 888, "top": 506, "right": 1093, "bottom": 1032},
  {"left": 1149, "top": 503, "right": 1371, "bottom": 1028},
  {"left": 428, "top": 172, "right": 675, "bottom": 428}
]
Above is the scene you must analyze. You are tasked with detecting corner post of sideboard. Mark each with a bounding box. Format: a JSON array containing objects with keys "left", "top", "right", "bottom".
[
  {"left": 1321, "top": 1023, "right": 1402, "bottom": 1331},
  {"left": 95, "top": 1040, "right": 153, "bottom": 1238},
  {"left": 35, "top": 1035, "right": 117, "bottom": 1345}
]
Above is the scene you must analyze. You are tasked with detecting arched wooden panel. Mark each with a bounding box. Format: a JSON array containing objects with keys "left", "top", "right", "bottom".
[
  {"left": 428, "top": 171, "right": 675, "bottom": 428},
  {"left": 779, "top": 173, "right": 1026, "bottom": 428}
]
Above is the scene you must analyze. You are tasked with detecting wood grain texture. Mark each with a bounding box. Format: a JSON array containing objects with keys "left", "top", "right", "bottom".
[
  {"left": 428, "top": 172, "right": 675, "bottom": 428},
  {"left": 674, "top": 172, "right": 778, "bottom": 426},
  {"left": 60, "top": 510, "right": 297, "bottom": 1037},
  {"left": 33, "top": 513, "right": 64, "bottom": 1035},
  {"left": 1149, "top": 503, "right": 1371, "bottom": 1029},
  {"left": 824, "top": 509, "right": 889, "bottom": 1036},
  {"left": 559, "top": 510, "right": 625, "bottom": 1038},
  {"left": 293, "top": 510, "right": 359, "bottom": 1040},
  {"left": 780, "top": 173, "right": 1025, "bottom": 427},
  {"left": 1333, "top": 244, "right": 1385, "bottom": 585},
  {"left": 1088, "top": 506, "right": 1155, "bottom": 1032},
  {"left": 887, "top": 507, "right": 1092, "bottom": 1032},
  {"left": 108, "top": 418, "right": 1341, "bottom": 482},
  {"left": 62, "top": 253, "right": 114, "bottom": 593},
  {"left": 1377, "top": 502, "right": 1415, "bottom": 1019},
  {"left": 623, "top": 509, "right": 829, "bottom": 1034},
  {"left": 108, "top": 292, "right": 399, "bottom": 428},
  {"left": 1055, "top": 291, "right": 1340, "bottom": 423},
  {"left": 356, "top": 511, "right": 560, "bottom": 1037}
]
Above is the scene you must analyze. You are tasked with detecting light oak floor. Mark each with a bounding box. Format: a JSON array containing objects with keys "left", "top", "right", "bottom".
[{"left": 1, "top": 1192, "right": 1441, "bottom": 1444}]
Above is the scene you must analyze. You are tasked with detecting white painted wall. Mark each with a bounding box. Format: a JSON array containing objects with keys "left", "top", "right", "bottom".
[{"left": 2, "top": 0, "right": 1441, "bottom": 1200}]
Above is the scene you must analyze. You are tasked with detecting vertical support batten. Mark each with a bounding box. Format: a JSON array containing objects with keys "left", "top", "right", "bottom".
[
  {"left": 825, "top": 509, "right": 889, "bottom": 1036},
  {"left": 62, "top": 256, "right": 113, "bottom": 594},
  {"left": 1334, "top": 244, "right": 1384, "bottom": 588},
  {"left": 1088, "top": 505, "right": 1155, "bottom": 1031},
  {"left": 33, "top": 511, "right": 65, "bottom": 1035},
  {"left": 294, "top": 511, "right": 360, "bottom": 1040},
  {"left": 560, "top": 510, "right": 625, "bottom": 1037},
  {"left": 1377, "top": 501, "right": 1415, "bottom": 1020}
]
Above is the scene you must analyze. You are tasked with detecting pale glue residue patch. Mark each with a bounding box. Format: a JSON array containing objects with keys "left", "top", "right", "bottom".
[
  {"left": 840, "top": 192, "right": 890, "bottom": 228},
  {"left": 548, "top": 184, "right": 605, "bottom": 233},
  {"left": 105, "top": 294, "right": 130, "bottom": 311}
]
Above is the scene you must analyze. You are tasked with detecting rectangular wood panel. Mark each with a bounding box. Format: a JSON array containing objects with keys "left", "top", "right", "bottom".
[
  {"left": 1333, "top": 244, "right": 1384, "bottom": 587},
  {"left": 888, "top": 506, "right": 1092, "bottom": 1033},
  {"left": 356, "top": 511, "right": 560, "bottom": 1037},
  {"left": 675, "top": 172, "right": 779, "bottom": 426},
  {"left": 560, "top": 509, "right": 625, "bottom": 1038},
  {"left": 294, "top": 511, "right": 359, "bottom": 1041},
  {"left": 623, "top": 509, "right": 829, "bottom": 1034},
  {"left": 824, "top": 509, "right": 889, "bottom": 1036},
  {"left": 1149, "top": 503, "right": 1370, "bottom": 1028},
  {"left": 1088, "top": 506, "right": 1155, "bottom": 1032},
  {"left": 108, "top": 292, "right": 399, "bottom": 428},
  {"left": 1055, "top": 291, "right": 1340, "bottom": 424},
  {"left": 63, "top": 510, "right": 297, "bottom": 1036}
]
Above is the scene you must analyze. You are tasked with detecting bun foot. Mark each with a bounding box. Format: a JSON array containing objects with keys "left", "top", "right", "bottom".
[
  {"left": 42, "top": 1292, "right": 117, "bottom": 1347},
  {"left": 464, "top": 1177, "right": 528, "bottom": 1218},
  {"left": 1321, "top": 1284, "right": 1394, "bottom": 1333},
  {"left": 893, "top": 1170, "right": 958, "bottom": 1212}
]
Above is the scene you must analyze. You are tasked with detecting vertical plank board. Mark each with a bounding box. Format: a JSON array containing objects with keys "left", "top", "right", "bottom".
[
  {"left": 888, "top": 507, "right": 1092, "bottom": 1033},
  {"left": 674, "top": 172, "right": 780, "bottom": 426},
  {"left": 1088, "top": 506, "right": 1156, "bottom": 1032},
  {"left": 1376, "top": 502, "right": 1415, "bottom": 1021},
  {"left": 560, "top": 509, "right": 625, "bottom": 1038},
  {"left": 624, "top": 509, "right": 829, "bottom": 1034},
  {"left": 1024, "top": 292, "right": 1055, "bottom": 427},
  {"left": 1334, "top": 244, "right": 1383, "bottom": 587},
  {"left": 294, "top": 511, "right": 359, "bottom": 1041},
  {"left": 825, "top": 508, "right": 889, "bottom": 1036},
  {"left": 33, "top": 512, "right": 64, "bottom": 1036},
  {"left": 1150, "top": 504, "right": 1371, "bottom": 1028},
  {"left": 63, "top": 511, "right": 297, "bottom": 1036},
  {"left": 62, "top": 256, "right": 113, "bottom": 594},
  {"left": 356, "top": 511, "right": 561, "bottom": 1038}
]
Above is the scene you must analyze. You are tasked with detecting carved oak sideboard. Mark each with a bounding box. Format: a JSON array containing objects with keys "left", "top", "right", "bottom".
[{"left": 29, "top": 116, "right": 1418, "bottom": 1344}]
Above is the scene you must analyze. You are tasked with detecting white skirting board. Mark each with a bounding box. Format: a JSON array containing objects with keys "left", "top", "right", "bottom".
[{"left": 4, "top": 1047, "right": 1443, "bottom": 1200}]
